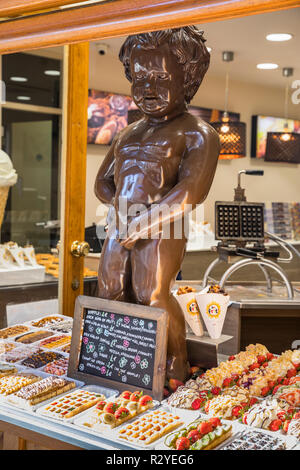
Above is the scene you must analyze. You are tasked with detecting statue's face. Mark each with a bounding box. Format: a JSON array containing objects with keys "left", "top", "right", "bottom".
[{"left": 130, "top": 42, "right": 185, "bottom": 118}]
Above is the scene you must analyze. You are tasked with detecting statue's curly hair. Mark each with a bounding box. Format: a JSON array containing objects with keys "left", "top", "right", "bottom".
[{"left": 119, "top": 26, "right": 210, "bottom": 104}]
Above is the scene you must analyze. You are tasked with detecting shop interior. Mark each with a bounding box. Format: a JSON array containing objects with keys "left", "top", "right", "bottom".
[{"left": 0, "top": 3, "right": 299, "bottom": 450}]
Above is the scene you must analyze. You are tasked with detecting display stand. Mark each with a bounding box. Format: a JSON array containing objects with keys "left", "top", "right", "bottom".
[{"left": 186, "top": 331, "right": 233, "bottom": 368}]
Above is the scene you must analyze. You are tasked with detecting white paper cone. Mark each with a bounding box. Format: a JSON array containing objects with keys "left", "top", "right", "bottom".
[
  {"left": 7, "top": 246, "right": 25, "bottom": 267},
  {"left": 195, "top": 292, "right": 230, "bottom": 339},
  {"left": 0, "top": 246, "right": 15, "bottom": 268},
  {"left": 23, "top": 246, "right": 38, "bottom": 267},
  {"left": 174, "top": 292, "right": 204, "bottom": 336}
]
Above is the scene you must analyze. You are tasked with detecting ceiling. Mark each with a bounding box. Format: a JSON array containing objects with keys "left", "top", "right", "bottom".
[
  {"left": 100, "top": 8, "right": 300, "bottom": 90},
  {"left": 30, "top": 8, "right": 300, "bottom": 90}
]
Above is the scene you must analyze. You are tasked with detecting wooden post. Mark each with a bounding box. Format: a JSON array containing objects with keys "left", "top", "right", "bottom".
[{"left": 59, "top": 43, "right": 89, "bottom": 317}]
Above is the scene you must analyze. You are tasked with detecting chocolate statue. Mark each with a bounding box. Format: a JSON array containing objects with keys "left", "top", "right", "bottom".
[{"left": 95, "top": 27, "right": 220, "bottom": 382}]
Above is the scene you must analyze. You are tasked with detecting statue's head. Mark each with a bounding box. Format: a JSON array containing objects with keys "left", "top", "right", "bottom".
[{"left": 119, "top": 26, "right": 210, "bottom": 118}]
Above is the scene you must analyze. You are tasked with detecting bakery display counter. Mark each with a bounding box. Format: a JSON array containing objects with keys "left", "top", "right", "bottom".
[{"left": 0, "top": 315, "right": 299, "bottom": 451}]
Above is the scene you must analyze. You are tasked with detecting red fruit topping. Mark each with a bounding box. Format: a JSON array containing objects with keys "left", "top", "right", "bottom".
[
  {"left": 249, "top": 397, "right": 258, "bottom": 406},
  {"left": 282, "top": 378, "right": 290, "bottom": 385},
  {"left": 191, "top": 398, "right": 203, "bottom": 410},
  {"left": 96, "top": 400, "right": 106, "bottom": 410},
  {"left": 261, "top": 386, "right": 270, "bottom": 397},
  {"left": 277, "top": 411, "right": 287, "bottom": 422},
  {"left": 287, "top": 368, "right": 297, "bottom": 378},
  {"left": 262, "top": 362, "right": 268, "bottom": 368},
  {"left": 267, "top": 353, "right": 274, "bottom": 361},
  {"left": 204, "top": 401, "right": 210, "bottom": 413},
  {"left": 293, "top": 411, "right": 300, "bottom": 419},
  {"left": 283, "top": 419, "right": 291, "bottom": 433},
  {"left": 120, "top": 391, "right": 131, "bottom": 400},
  {"left": 228, "top": 355, "right": 235, "bottom": 361},
  {"left": 268, "top": 380, "right": 276, "bottom": 389},
  {"left": 242, "top": 413, "right": 248, "bottom": 425},
  {"left": 222, "top": 377, "right": 232, "bottom": 388},
  {"left": 211, "top": 387, "right": 221, "bottom": 396},
  {"left": 232, "top": 405, "right": 243, "bottom": 418},
  {"left": 169, "top": 379, "right": 184, "bottom": 393},
  {"left": 208, "top": 417, "right": 221, "bottom": 428},
  {"left": 187, "top": 430, "right": 201, "bottom": 443},
  {"left": 231, "top": 374, "right": 239, "bottom": 382},
  {"left": 198, "top": 421, "right": 213, "bottom": 435},
  {"left": 294, "top": 362, "right": 300, "bottom": 370},
  {"left": 257, "top": 355, "right": 266, "bottom": 364},
  {"left": 272, "top": 385, "right": 280, "bottom": 395},
  {"left": 130, "top": 391, "right": 143, "bottom": 402},
  {"left": 104, "top": 402, "right": 119, "bottom": 414},
  {"left": 249, "top": 363, "right": 260, "bottom": 371},
  {"left": 115, "top": 407, "right": 130, "bottom": 420},
  {"left": 175, "top": 437, "right": 190, "bottom": 450},
  {"left": 139, "top": 395, "right": 153, "bottom": 407},
  {"left": 269, "top": 419, "right": 282, "bottom": 432},
  {"left": 163, "top": 387, "right": 170, "bottom": 398}
]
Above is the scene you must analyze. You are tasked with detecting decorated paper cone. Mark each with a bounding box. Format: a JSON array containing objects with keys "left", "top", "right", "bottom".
[
  {"left": 195, "top": 292, "right": 230, "bottom": 339},
  {"left": 0, "top": 245, "right": 15, "bottom": 268},
  {"left": 7, "top": 244, "right": 25, "bottom": 267},
  {"left": 0, "top": 186, "right": 9, "bottom": 228},
  {"left": 23, "top": 245, "right": 38, "bottom": 267},
  {"left": 174, "top": 292, "right": 204, "bottom": 336}
]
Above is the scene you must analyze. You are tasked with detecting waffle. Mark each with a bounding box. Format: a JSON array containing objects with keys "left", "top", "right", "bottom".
[
  {"left": 43, "top": 358, "right": 69, "bottom": 376},
  {"left": 0, "top": 373, "right": 40, "bottom": 395},
  {"left": 21, "top": 350, "right": 64, "bottom": 368},
  {"left": 221, "top": 429, "right": 286, "bottom": 450},
  {"left": 40, "top": 390, "right": 105, "bottom": 419},
  {"left": 118, "top": 409, "right": 183, "bottom": 445},
  {"left": 31, "top": 316, "right": 66, "bottom": 328},
  {"left": 0, "top": 342, "right": 17, "bottom": 355},
  {"left": 0, "top": 325, "right": 30, "bottom": 339},
  {"left": 39, "top": 335, "right": 71, "bottom": 350},
  {"left": 48, "top": 319, "right": 73, "bottom": 334},
  {"left": 79, "top": 392, "right": 154, "bottom": 430},
  {"left": 15, "top": 330, "right": 53, "bottom": 344},
  {"left": 9, "top": 376, "right": 76, "bottom": 406},
  {"left": 0, "top": 362, "right": 17, "bottom": 378},
  {"left": 164, "top": 418, "right": 232, "bottom": 450}
]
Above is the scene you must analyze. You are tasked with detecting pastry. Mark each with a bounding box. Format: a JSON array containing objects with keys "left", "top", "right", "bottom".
[
  {"left": 204, "top": 387, "right": 255, "bottom": 420},
  {"left": 43, "top": 358, "right": 69, "bottom": 376},
  {"left": 0, "top": 342, "right": 17, "bottom": 355},
  {"left": 221, "top": 429, "right": 286, "bottom": 450},
  {"left": 0, "top": 362, "right": 17, "bottom": 378},
  {"left": 48, "top": 319, "right": 73, "bottom": 334},
  {"left": 241, "top": 398, "right": 291, "bottom": 431},
  {"left": 117, "top": 409, "right": 183, "bottom": 446},
  {"left": 0, "top": 325, "right": 30, "bottom": 339},
  {"left": 61, "top": 344, "right": 70, "bottom": 354},
  {"left": 176, "top": 286, "right": 196, "bottom": 295},
  {"left": 39, "top": 335, "right": 71, "bottom": 350},
  {"left": 1, "top": 345, "right": 40, "bottom": 363},
  {"left": 9, "top": 376, "right": 76, "bottom": 407},
  {"left": 287, "top": 417, "right": 300, "bottom": 439},
  {"left": 21, "top": 350, "right": 64, "bottom": 368},
  {"left": 14, "top": 330, "right": 53, "bottom": 344},
  {"left": 40, "top": 390, "right": 105, "bottom": 419},
  {"left": 164, "top": 417, "right": 232, "bottom": 450},
  {"left": 31, "top": 316, "right": 67, "bottom": 328},
  {"left": 207, "top": 284, "right": 228, "bottom": 295},
  {"left": 0, "top": 373, "right": 40, "bottom": 395}
]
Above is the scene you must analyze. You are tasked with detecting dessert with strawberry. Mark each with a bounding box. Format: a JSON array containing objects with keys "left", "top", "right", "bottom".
[{"left": 164, "top": 417, "right": 232, "bottom": 450}]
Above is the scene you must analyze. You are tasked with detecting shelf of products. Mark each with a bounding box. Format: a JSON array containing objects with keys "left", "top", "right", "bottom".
[{"left": 0, "top": 315, "right": 299, "bottom": 450}]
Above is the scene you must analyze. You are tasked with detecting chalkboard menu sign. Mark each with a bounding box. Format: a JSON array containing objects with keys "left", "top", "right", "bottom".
[{"left": 68, "top": 296, "right": 168, "bottom": 400}]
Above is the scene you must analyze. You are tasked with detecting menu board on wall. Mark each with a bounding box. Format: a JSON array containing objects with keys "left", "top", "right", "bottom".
[{"left": 68, "top": 296, "right": 168, "bottom": 400}]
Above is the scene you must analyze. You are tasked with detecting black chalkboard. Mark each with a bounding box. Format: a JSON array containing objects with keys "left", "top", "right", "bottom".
[
  {"left": 78, "top": 308, "right": 157, "bottom": 389},
  {"left": 68, "top": 296, "right": 168, "bottom": 400}
]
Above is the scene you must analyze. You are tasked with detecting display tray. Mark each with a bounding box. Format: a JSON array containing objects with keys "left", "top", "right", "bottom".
[{"left": 0, "top": 265, "right": 45, "bottom": 286}]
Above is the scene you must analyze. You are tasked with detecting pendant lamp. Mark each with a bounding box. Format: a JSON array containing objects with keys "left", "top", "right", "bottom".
[
  {"left": 265, "top": 68, "right": 300, "bottom": 163},
  {"left": 211, "top": 51, "right": 246, "bottom": 159}
]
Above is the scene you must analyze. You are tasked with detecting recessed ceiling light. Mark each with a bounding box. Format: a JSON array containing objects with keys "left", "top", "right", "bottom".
[
  {"left": 17, "top": 95, "right": 31, "bottom": 101},
  {"left": 10, "top": 76, "right": 28, "bottom": 82},
  {"left": 257, "top": 63, "right": 279, "bottom": 70},
  {"left": 44, "top": 70, "right": 60, "bottom": 76},
  {"left": 266, "top": 33, "right": 293, "bottom": 42}
]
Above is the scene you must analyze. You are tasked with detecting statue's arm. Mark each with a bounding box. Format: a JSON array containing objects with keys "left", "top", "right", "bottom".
[
  {"left": 122, "top": 125, "right": 220, "bottom": 246},
  {"left": 94, "top": 139, "right": 116, "bottom": 206}
]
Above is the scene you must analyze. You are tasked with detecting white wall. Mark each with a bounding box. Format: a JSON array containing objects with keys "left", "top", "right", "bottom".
[{"left": 86, "top": 45, "right": 300, "bottom": 229}]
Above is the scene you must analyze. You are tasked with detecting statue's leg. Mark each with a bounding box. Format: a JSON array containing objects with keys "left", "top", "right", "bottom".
[
  {"left": 130, "top": 235, "right": 188, "bottom": 383},
  {"left": 98, "top": 235, "right": 132, "bottom": 301}
]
